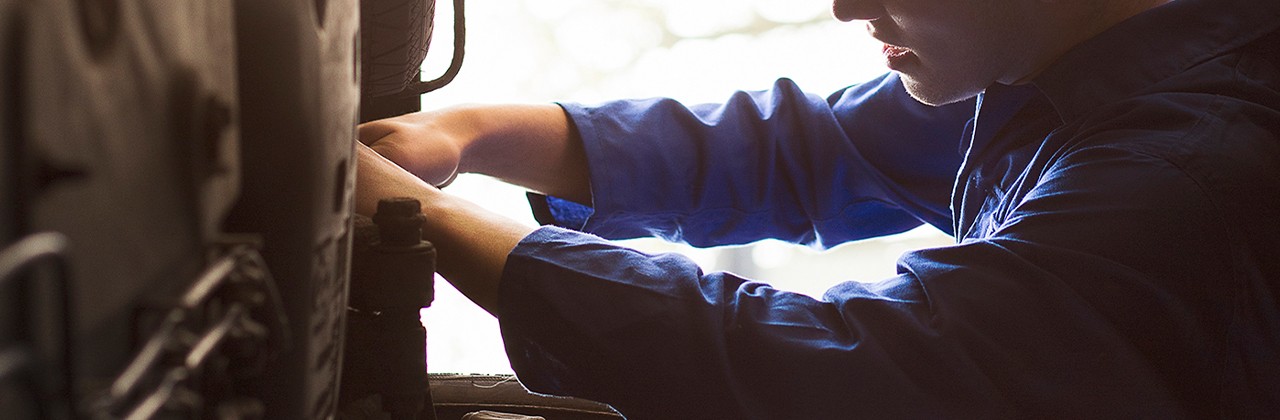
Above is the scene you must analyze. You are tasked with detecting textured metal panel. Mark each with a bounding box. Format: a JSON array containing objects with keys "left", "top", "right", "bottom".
[
  {"left": 228, "top": 0, "right": 360, "bottom": 417},
  {"left": 0, "top": 0, "right": 16, "bottom": 352},
  {"left": 17, "top": 0, "right": 240, "bottom": 392},
  {"left": 0, "top": 0, "right": 15, "bottom": 245}
]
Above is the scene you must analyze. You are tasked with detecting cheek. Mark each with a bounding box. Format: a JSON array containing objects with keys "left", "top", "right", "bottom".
[{"left": 925, "top": 22, "right": 1011, "bottom": 69}]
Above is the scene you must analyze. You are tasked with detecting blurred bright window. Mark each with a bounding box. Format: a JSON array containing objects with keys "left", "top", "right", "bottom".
[{"left": 415, "top": 0, "right": 953, "bottom": 374}]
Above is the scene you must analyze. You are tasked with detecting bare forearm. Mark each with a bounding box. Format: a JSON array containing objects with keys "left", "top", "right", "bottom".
[
  {"left": 356, "top": 145, "right": 534, "bottom": 314},
  {"left": 361, "top": 104, "right": 592, "bottom": 204},
  {"left": 417, "top": 193, "right": 534, "bottom": 314},
  {"left": 458, "top": 104, "right": 590, "bottom": 203}
]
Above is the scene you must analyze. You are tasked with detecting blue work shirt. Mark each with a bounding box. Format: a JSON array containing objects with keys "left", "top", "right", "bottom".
[{"left": 498, "top": 0, "right": 1280, "bottom": 417}]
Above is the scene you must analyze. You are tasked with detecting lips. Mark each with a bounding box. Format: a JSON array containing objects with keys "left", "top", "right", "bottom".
[
  {"left": 869, "top": 21, "right": 917, "bottom": 70},
  {"left": 881, "top": 43, "right": 916, "bottom": 70},
  {"left": 882, "top": 43, "right": 911, "bottom": 59}
]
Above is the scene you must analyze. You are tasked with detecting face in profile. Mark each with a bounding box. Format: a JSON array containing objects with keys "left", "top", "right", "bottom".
[{"left": 835, "top": 0, "right": 1044, "bottom": 105}]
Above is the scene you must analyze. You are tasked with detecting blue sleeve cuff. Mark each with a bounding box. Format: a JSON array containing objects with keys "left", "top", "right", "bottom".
[{"left": 525, "top": 192, "right": 594, "bottom": 230}]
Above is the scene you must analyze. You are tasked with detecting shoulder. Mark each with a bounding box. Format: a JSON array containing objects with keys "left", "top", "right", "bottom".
[
  {"left": 1062, "top": 46, "right": 1280, "bottom": 182},
  {"left": 1036, "top": 46, "right": 1280, "bottom": 255}
]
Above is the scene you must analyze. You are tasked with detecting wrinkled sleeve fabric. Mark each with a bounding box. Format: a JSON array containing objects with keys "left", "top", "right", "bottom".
[
  {"left": 536, "top": 74, "right": 974, "bottom": 248},
  {"left": 500, "top": 144, "right": 1221, "bottom": 418}
]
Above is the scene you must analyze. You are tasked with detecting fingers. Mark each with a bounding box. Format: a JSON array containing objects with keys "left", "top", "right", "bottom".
[
  {"left": 356, "top": 110, "right": 468, "bottom": 188},
  {"left": 363, "top": 134, "right": 461, "bottom": 188},
  {"left": 366, "top": 138, "right": 408, "bottom": 168}
]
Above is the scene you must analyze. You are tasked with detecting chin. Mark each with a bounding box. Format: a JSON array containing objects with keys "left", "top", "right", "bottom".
[{"left": 900, "top": 73, "right": 984, "bottom": 106}]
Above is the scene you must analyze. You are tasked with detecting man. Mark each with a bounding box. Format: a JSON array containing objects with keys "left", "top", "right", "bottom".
[{"left": 356, "top": 0, "right": 1280, "bottom": 416}]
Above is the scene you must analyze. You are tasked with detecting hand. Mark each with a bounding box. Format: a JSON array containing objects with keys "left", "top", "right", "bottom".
[
  {"left": 358, "top": 111, "right": 465, "bottom": 188},
  {"left": 358, "top": 104, "right": 591, "bottom": 204}
]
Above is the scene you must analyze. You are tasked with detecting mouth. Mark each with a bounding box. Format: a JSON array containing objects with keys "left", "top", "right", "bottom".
[
  {"left": 868, "top": 23, "right": 917, "bottom": 70},
  {"left": 881, "top": 43, "right": 917, "bottom": 70},
  {"left": 882, "top": 43, "right": 911, "bottom": 59}
]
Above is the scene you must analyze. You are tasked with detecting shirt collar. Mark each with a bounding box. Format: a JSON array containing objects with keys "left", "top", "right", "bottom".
[{"left": 1031, "top": 0, "right": 1280, "bottom": 123}]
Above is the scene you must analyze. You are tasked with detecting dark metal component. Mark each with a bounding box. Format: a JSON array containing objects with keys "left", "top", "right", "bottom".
[
  {"left": 32, "top": 156, "right": 88, "bottom": 194},
  {"left": 352, "top": 199, "right": 435, "bottom": 312},
  {"left": 342, "top": 311, "right": 434, "bottom": 419},
  {"left": 359, "top": 82, "right": 422, "bottom": 123},
  {"left": 228, "top": 0, "right": 360, "bottom": 417},
  {"left": 373, "top": 197, "right": 428, "bottom": 247},
  {"left": 360, "top": 0, "right": 432, "bottom": 99},
  {"left": 358, "top": 0, "right": 466, "bottom": 123},
  {"left": 95, "top": 240, "right": 288, "bottom": 419},
  {"left": 172, "top": 69, "right": 236, "bottom": 187},
  {"left": 0, "top": 347, "right": 33, "bottom": 383},
  {"left": 406, "top": 0, "right": 466, "bottom": 96},
  {"left": 340, "top": 199, "right": 437, "bottom": 420},
  {"left": 1, "top": 0, "right": 22, "bottom": 244},
  {"left": 75, "top": 0, "right": 119, "bottom": 58},
  {"left": 0, "top": 232, "right": 74, "bottom": 419},
  {"left": 430, "top": 374, "right": 624, "bottom": 420},
  {"left": 4, "top": 0, "right": 467, "bottom": 417},
  {"left": 17, "top": 2, "right": 245, "bottom": 411}
]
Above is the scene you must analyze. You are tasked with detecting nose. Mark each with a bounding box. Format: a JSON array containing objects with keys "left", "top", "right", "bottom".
[{"left": 832, "top": 0, "right": 885, "bottom": 21}]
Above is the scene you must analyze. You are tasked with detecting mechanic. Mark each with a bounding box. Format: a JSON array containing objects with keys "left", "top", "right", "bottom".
[{"left": 355, "top": 0, "right": 1280, "bottom": 416}]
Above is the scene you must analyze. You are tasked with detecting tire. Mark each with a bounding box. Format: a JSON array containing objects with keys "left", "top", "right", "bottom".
[{"left": 360, "top": 0, "right": 433, "bottom": 98}]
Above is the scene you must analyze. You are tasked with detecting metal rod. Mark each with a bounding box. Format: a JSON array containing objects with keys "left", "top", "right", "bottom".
[
  {"left": 184, "top": 304, "right": 246, "bottom": 370},
  {"left": 180, "top": 251, "right": 240, "bottom": 309},
  {"left": 0, "top": 232, "right": 75, "bottom": 419}
]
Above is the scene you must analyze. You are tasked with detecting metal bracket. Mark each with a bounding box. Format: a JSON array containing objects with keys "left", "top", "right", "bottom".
[
  {"left": 92, "top": 237, "right": 288, "bottom": 419},
  {"left": 0, "top": 232, "right": 74, "bottom": 419}
]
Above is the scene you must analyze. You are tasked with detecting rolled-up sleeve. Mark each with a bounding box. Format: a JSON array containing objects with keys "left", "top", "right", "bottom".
[{"left": 534, "top": 74, "right": 974, "bottom": 248}]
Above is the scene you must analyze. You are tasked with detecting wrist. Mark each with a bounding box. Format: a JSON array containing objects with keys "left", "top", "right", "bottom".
[
  {"left": 433, "top": 105, "right": 492, "bottom": 175},
  {"left": 456, "top": 104, "right": 569, "bottom": 176}
]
